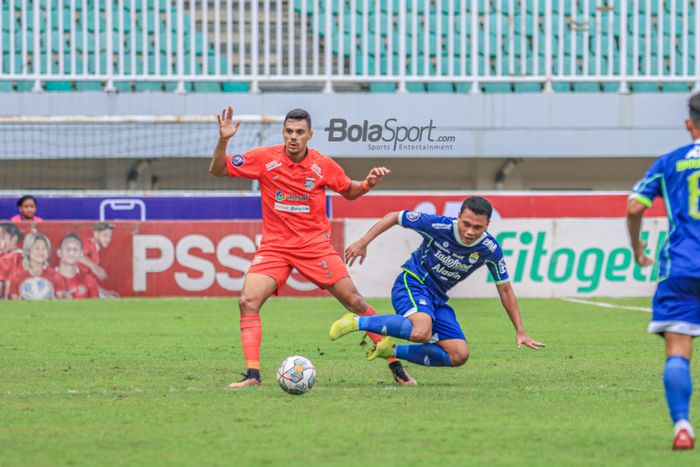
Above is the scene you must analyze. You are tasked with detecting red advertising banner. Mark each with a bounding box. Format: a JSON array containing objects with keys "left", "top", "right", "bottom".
[
  {"left": 3, "top": 221, "right": 344, "bottom": 298},
  {"left": 331, "top": 193, "right": 667, "bottom": 218}
]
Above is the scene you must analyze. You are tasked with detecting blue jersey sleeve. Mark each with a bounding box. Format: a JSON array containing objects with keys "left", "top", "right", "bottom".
[
  {"left": 398, "top": 210, "right": 444, "bottom": 234},
  {"left": 484, "top": 244, "right": 510, "bottom": 285},
  {"left": 629, "top": 157, "right": 665, "bottom": 207}
]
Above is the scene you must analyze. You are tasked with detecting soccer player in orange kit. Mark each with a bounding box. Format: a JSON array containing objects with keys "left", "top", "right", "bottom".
[{"left": 209, "top": 106, "right": 416, "bottom": 387}]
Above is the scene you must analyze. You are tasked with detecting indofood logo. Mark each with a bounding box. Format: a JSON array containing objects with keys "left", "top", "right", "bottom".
[{"left": 324, "top": 118, "right": 456, "bottom": 151}]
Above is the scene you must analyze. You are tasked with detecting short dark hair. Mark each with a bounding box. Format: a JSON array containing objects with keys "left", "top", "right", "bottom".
[
  {"left": 460, "top": 196, "right": 493, "bottom": 220},
  {"left": 59, "top": 232, "right": 83, "bottom": 248},
  {"left": 689, "top": 92, "right": 700, "bottom": 125},
  {"left": 0, "top": 222, "right": 24, "bottom": 242},
  {"left": 17, "top": 195, "right": 37, "bottom": 208},
  {"left": 284, "top": 108, "right": 312, "bottom": 129},
  {"left": 94, "top": 222, "right": 114, "bottom": 232}
]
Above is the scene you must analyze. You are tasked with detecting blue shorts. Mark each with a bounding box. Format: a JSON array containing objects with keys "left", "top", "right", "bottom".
[
  {"left": 648, "top": 277, "right": 700, "bottom": 336},
  {"left": 390, "top": 271, "right": 466, "bottom": 342}
]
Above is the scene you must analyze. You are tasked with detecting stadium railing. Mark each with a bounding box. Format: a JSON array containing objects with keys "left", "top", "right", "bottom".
[{"left": 0, "top": 0, "right": 699, "bottom": 93}]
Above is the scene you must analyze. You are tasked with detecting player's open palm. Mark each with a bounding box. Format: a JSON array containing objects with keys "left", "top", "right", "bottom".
[
  {"left": 218, "top": 106, "right": 241, "bottom": 140},
  {"left": 344, "top": 241, "right": 367, "bottom": 266},
  {"left": 517, "top": 332, "right": 546, "bottom": 350},
  {"left": 365, "top": 167, "right": 391, "bottom": 187}
]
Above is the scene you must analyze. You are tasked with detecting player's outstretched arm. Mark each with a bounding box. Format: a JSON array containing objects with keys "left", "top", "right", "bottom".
[
  {"left": 339, "top": 167, "right": 391, "bottom": 200},
  {"left": 495, "top": 282, "right": 545, "bottom": 350},
  {"left": 626, "top": 199, "right": 654, "bottom": 267},
  {"left": 344, "top": 211, "right": 400, "bottom": 266},
  {"left": 209, "top": 106, "right": 241, "bottom": 177}
]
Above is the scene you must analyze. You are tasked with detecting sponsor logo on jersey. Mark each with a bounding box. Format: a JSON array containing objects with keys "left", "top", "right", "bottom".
[
  {"left": 266, "top": 160, "right": 283, "bottom": 171},
  {"left": 434, "top": 249, "right": 472, "bottom": 272},
  {"left": 274, "top": 202, "right": 311, "bottom": 213},
  {"left": 305, "top": 177, "right": 316, "bottom": 190},
  {"left": 276, "top": 190, "right": 310, "bottom": 202},
  {"left": 431, "top": 223, "right": 452, "bottom": 229},
  {"left": 231, "top": 155, "right": 244, "bottom": 167},
  {"left": 482, "top": 237, "right": 498, "bottom": 252},
  {"left": 406, "top": 211, "right": 420, "bottom": 222},
  {"left": 431, "top": 263, "right": 463, "bottom": 280},
  {"left": 468, "top": 251, "right": 480, "bottom": 264},
  {"left": 443, "top": 241, "right": 450, "bottom": 248},
  {"left": 498, "top": 258, "right": 508, "bottom": 275},
  {"left": 311, "top": 163, "right": 323, "bottom": 178}
]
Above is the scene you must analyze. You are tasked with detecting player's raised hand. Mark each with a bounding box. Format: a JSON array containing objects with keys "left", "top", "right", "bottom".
[
  {"left": 633, "top": 241, "right": 655, "bottom": 267},
  {"left": 217, "top": 106, "right": 241, "bottom": 141},
  {"left": 365, "top": 167, "right": 391, "bottom": 187},
  {"left": 517, "top": 332, "right": 546, "bottom": 350},
  {"left": 344, "top": 240, "right": 368, "bottom": 266}
]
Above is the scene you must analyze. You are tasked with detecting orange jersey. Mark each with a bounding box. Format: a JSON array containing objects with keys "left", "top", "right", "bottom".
[{"left": 226, "top": 145, "right": 351, "bottom": 250}]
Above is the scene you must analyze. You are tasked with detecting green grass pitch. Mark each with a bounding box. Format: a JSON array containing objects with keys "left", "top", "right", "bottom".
[{"left": 1, "top": 297, "right": 698, "bottom": 466}]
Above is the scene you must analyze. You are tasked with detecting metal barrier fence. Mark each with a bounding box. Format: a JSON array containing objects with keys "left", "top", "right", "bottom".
[{"left": 0, "top": 0, "right": 698, "bottom": 93}]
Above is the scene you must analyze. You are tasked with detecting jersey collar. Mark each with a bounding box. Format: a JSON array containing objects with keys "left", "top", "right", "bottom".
[
  {"left": 694, "top": 137, "right": 700, "bottom": 145},
  {"left": 451, "top": 220, "right": 486, "bottom": 247},
  {"left": 282, "top": 146, "right": 314, "bottom": 168}
]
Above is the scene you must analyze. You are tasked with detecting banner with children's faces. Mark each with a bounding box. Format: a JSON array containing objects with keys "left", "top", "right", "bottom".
[{"left": 0, "top": 221, "right": 345, "bottom": 299}]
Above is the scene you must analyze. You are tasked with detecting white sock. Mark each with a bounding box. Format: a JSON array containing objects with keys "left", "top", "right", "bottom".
[{"left": 674, "top": 419, "right": 696, "bottom": 438}]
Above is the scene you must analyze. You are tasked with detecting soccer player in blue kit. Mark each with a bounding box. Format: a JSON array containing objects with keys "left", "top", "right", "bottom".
[
  {"left": 627, "top": 93, "right": 700, "bottom": 450},
  {"left": 329, "top": 196, "right": 544, "bottom": 370}
]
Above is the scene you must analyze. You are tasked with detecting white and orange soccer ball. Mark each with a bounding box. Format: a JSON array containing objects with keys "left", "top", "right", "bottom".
[{"left": 276, "top": 356, "right": 316, "bottom": 395}]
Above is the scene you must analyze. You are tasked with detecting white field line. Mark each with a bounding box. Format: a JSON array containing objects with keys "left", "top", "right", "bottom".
[{"left": 561, "top": 298, "right": 651, "bottom": 313}]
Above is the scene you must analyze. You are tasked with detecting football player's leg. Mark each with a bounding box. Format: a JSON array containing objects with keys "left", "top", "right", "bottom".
[
  {"left": 315, "top": 256, "right": 414, "bottom": 382},
  {"left": 391, "top": 300, "right": 467, "bottom": 367},
  {"left": 229, "top": 253, "right": 290, "bottom": 388},
  {"left": 648, "top": 278, "right": 700, "bottom": 449},
  {"left": 433, "top": 302, "right": 469, "bottom": 367}
]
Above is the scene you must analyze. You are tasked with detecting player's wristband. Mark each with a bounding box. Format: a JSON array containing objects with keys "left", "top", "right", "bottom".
[{"left": 361, "top": 179, "right": 372, "bottom": 191}]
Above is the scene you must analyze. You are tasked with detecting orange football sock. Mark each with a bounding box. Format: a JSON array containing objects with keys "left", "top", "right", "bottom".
[
  {"left": 240, "top": 314, "right": 262, "bottom": 370},
  {"left": 360, "top": 305, "right": 400, "bottom": 365}
]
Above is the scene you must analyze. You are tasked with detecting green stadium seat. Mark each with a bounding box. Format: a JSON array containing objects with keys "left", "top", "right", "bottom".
[
  {"left": 601, "top": 82, "right": 620, "bottom": 93},
  {"left": 482, "top": 83, "right": 512, "bottom": 93},
  {"left": 0, "top": 81, "right": 13, "bottom": 91},
  {"left": 572, "top": 82, "right": 601, "bottom": 92},
  {"left": 514, "top": 82, "right": 542, "bottom": 92},
  {"left": 222, "top": 81, "right": 250, "bottom": 92},
  {"left": 15, "top": 81, "right": 34, "bottom": 91},
  {"left": 369, "top": 82, "right": 397, "bottom": 93},
  {"left": 661, "top": 82, "right": 691, "bottom": 93},
  {"left": 631, "top": 82, "right": 660, "bottom": 93}
]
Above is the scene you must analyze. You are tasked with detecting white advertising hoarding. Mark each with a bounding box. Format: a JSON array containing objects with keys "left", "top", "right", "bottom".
[{"left": 346, "top": 218, "right": 668, "bottom": 298}]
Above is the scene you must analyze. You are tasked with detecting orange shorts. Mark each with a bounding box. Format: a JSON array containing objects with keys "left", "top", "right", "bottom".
[{"left": 248, "top": 244, "right": 350, "bottom": 291}]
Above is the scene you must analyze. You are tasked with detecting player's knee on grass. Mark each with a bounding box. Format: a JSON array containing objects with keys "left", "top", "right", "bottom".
[{"left": 442, "top": 341, "right": 470, "bottom": 367}]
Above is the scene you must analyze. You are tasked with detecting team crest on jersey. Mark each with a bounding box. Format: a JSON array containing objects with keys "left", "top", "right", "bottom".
[
  {"left": 311, "top": 163, "right": 323, "bottom": 178},
  {"left": 406, "top": 211, "right": 421, "bottom": 222},
  {"left": 304, "top": 177, "right": 316, "bottom": 190},
  {"left": 468, "top": 251, "right": 480, "bottom": 264},
  {"left": 231, "top": 155, "right": 244, "bottom": 167}
]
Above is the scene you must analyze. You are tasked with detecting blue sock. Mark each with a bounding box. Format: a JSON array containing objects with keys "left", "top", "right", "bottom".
[
  {"left": 664, "top": 355, "right": 693, "bottom": 423},
  {"left": 357, "top": 314, "right": 412, "bottom": 340},
  {"left": 395, "top": 343, "right": 452, "bottom": 367}
]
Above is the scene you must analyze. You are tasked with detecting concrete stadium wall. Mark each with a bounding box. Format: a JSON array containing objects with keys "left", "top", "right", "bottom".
[{"left": 0, "top": 92, "right": 689, "bottom": 190}]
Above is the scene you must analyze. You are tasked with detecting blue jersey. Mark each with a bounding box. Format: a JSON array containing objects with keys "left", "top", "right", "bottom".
[
  {"left": 398, "top": 210, "right": 509, "bottom": 297},
  {"left": 630, "top": 142, "right": 700, "bottom": 280}
]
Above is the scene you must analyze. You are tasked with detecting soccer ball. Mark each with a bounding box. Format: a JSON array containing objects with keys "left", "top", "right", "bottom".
[
  {"left": 276, "top": 355, "right": 317, "bottom": 395},
  {"left": 19, "top": 277, "right": 55, "bottom": 300}
]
